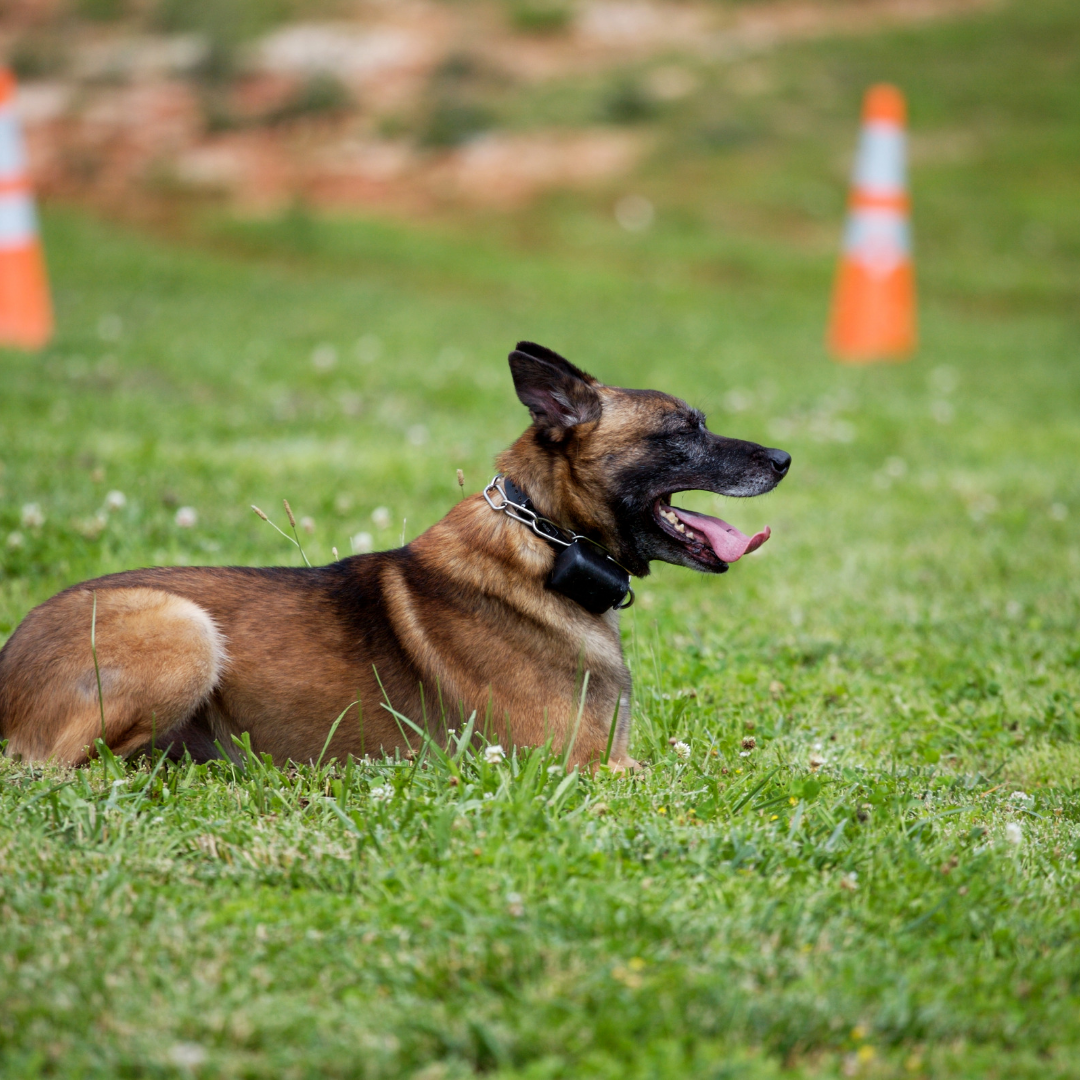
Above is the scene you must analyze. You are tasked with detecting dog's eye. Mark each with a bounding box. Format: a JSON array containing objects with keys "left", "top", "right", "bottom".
[{"left": 664, "top": 412, "right": 703, "bottom": 436}]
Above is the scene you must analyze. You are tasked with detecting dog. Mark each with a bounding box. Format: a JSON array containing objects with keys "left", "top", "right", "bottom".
[{"left": 0, "top": 342, "right": 790, "bottom": 770}]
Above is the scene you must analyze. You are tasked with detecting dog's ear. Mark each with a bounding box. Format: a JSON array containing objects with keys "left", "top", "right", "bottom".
[{"left": 509, "top": 342, "right": 601, "bottom": 439}]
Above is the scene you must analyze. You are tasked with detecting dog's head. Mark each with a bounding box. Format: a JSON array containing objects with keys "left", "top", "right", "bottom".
[{"left": 497, "top": 341, "right": 790, "bottom": 578}]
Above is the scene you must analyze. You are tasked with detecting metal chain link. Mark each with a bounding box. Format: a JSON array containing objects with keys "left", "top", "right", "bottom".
[{"left": 482, "top": 474, "right": 573, "bottom": 548}]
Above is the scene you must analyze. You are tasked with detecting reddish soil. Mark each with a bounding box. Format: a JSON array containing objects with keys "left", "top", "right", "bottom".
[{"left": 4, "top": 0, "right": 996, "bottom": 215}]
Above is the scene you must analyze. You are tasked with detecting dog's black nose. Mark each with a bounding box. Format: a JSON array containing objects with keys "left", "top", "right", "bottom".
[{"left": 765, "top": 448, "right": 791, "bottom": 477}]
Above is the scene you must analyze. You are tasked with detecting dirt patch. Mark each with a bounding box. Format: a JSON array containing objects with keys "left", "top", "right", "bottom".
[
  {"left": 8, "top": 0, "right": 998, "bottom": 216},
  {"left": 426, "top": 128, "right": 648, "bottom": 207}
]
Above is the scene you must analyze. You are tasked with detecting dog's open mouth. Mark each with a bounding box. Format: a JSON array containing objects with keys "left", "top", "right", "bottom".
[{"left": 654, "top": 496, "right": 770, "bottom": 567}]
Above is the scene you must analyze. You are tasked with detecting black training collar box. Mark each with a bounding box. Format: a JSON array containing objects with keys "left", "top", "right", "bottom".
[{"left": 548, "top": 540, "right": 631, "bottom": 614}]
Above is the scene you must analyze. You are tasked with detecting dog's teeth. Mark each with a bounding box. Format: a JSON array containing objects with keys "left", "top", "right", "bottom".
[{"left": 674, "top": 522, "right": 686, "bottom": 534}]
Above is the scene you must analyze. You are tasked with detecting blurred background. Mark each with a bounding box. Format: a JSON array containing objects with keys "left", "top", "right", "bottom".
[
  {"left": 2, "top": 0, "right": 1009, "bottom": 218},
  {"left": 1, "top": 0, "right": 1077, "bottom": 754},
  {"left": 7, "top": 0, "right": 1073, "bottom": 254}
]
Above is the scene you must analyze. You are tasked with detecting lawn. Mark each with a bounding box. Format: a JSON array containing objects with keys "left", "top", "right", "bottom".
[{"left": 2, "top": 0, "right": 1080, "bottom": 1077}]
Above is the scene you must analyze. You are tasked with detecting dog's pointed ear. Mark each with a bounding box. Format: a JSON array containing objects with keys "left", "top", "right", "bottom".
[{"left": 509, "top": 342, "right": 601, "bottom": 439}]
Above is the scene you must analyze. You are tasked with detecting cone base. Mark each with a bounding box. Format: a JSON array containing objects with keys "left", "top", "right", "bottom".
[
  {"left": 0, "top": 243, "right": 53, "bottom": 351},
  {"left": 827, "top": 260, "right": 915, "bottom": 364}
]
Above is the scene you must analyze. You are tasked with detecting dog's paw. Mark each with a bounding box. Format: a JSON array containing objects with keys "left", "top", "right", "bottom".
[{"left": 603, "top": 756, "right": 642, "bottom": 775}]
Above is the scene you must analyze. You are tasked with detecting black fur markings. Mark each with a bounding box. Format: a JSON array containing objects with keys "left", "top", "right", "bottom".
[{"left": 509, "top": 345, "right": 601, "bottom": 438}]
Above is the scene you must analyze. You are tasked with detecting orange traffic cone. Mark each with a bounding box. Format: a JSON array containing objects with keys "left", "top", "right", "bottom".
[
  {"left": 827, "top": 84, "right": 915, "bottom": 363},
  {"left": 0, "top": 67, "right": 53, "bottom": 351}
]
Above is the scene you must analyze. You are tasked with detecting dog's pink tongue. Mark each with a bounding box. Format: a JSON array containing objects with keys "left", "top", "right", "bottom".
[{"left": 672, "top": 508, "right": 770, "bottom": 563}]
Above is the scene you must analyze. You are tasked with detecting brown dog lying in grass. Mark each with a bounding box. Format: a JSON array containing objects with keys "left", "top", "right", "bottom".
[{"left": 0, "top": 342, "right": 789, "bottom": 770}]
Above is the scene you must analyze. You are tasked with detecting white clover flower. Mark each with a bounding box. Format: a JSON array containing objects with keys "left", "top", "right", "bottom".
[
  {"left": 371, "top": 506, "right": 391, "bottom": 529},
  {"left": 483, "top": 792, "right": 495, "bottom": 801},
  {"left": 839, "top": 871, "right": 859, "bottom": 891},
  {"left": 809, "top": 753, "right": 826, "bottom": 771},
  {"left": 351, "top": 531, "right": 373, "bottom": 554},
  {"left": 739, "top": 750, "right": 752, "bottom": 758},
  {"left": 300, "top": 516, "right": 315, "bottom": 534},
  {"left": 484, "top": 744, "right": 506, "bottom": 764},
  {"left": 1009, "top": 791, "right": 1031, "bottom": 805},
  {"left": 311, "top": 343, "right": 338, "bottom": 372},
  {"left": 1005, "top": 821, "right": 1023, "bottom": 846},
  {"left": 507, "top": 892, "right": 524, "bottom": 917},
  {"left": 6, "top": 531, "right": 23, "bottom": 549},
  {"left": 615, "top": 194, "right": 654, "bottom": 233},
  {"left": 175, "top": 506, "right": 197, "bottom": 528},
  {"left": 104, "top": 490, "right": 126, "bottom": 511},
  {"left": 20, "top": 503, "right": 44, "bottom": 528},
  {"left": 547, "top": 765, "right": 564, "bottom": 776},
  {"left": 168, "top": 1044, "right": 207, "bottom": 1069},
  {"left": 672, "top": 741, "right": 691, "bottom": 761},
  {"left": 369, "top": 784, "right": 393, "bottom": 803}
]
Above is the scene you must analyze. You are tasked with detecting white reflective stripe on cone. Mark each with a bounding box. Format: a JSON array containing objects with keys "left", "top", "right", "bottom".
[
  {"left": 842, "top": 209, "right": 910, "bottom": 276},
  {"left": 852, "top": 123, "right": 906, "bottom": 196},
  {"left": 0, "top": 190, "right": 37, "bottom": 250},
  {"left": 0, "top": 106, "right": 27, "bottom": 183}
]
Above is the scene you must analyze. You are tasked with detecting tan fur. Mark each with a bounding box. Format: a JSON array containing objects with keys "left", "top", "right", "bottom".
[{"left": 1, "top": 588, "right": 227, "bottom": 762}]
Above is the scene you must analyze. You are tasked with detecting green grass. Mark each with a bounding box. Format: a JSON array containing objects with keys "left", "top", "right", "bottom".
[{"left": 2, "top": 1, "right": 1080, "bottom": 1076}]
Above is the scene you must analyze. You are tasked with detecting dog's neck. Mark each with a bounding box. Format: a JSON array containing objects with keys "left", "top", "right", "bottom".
[
  {"left": 481, "top": 466, "right": 633, "bottom": 616},
  {"left": 496, "top": 431, "right": 593, "bottom": 537}
]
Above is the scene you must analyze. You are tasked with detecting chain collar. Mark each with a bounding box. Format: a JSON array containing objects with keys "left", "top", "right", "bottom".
[
  {"left": 483, "top": 474, "right": 573, "bottom": 548},
  {"left": 483, "top": 473, "right": 634, "bottom": 611}
]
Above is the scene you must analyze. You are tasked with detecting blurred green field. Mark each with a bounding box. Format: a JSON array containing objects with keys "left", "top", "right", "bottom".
[{"left": 2, "top": 0, "right": 1080, "bottom": 1077}]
